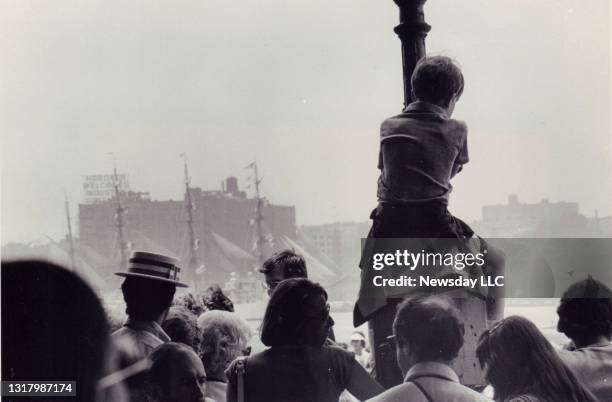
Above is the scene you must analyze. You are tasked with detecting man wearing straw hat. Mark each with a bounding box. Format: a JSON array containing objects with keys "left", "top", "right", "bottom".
[{"left": 112, "top": 251, "right": 188, "bottom": 369}]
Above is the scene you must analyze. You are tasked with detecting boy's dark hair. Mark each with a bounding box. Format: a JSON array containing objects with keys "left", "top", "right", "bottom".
[
  {"left": 259, "top": 249, "right": 307, "bottom": 278},
  {"left": 411, "top": 56, "right": 464, "bottom": 107},
  {"left": 393, "top": 295, "right": 464, "bottom": 363},
  {"left": 121, "top": 276, "right": 176, "bottom": 321}
]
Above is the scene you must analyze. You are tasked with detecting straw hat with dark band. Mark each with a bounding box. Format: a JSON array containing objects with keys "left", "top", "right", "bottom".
[{"left": 115, "top": 251, "right": 188, "bottom": 287}]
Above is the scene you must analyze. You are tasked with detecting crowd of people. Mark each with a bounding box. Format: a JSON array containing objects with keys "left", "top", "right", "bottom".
[
  {"left": 3, "top": 49, "right": 609, "bottom": 402},
  {"left": 3, "top": 247, "right": 612, "bottom": 402}
]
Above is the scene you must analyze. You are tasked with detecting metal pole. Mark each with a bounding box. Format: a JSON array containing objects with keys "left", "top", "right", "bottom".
[
  {"left": 393, "top": 0, "right": 431, "bottom": 109},
  {"left": 367, "top": 1, "right": 432, "bottom": 389}
]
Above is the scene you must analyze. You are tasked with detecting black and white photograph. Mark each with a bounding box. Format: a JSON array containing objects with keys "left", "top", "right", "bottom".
[{"left": 2, "top": 1, "right": 612, "bottom": 401}]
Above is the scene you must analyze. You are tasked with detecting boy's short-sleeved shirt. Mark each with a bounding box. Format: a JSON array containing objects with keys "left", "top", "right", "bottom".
[{"left": 377, "top": 101, "right": 468, "bottom": 205}]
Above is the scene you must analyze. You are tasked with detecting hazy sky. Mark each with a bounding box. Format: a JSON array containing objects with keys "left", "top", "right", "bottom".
[{"left": 2, "top": 0, "right": 611, "bottom": 244}]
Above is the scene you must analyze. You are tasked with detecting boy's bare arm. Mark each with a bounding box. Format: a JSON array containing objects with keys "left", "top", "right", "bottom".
[
  {"left": 451, "top": 163, "right": 463, "bottom": 178},
  {"left": 452, "top": 128, "right": 469, "bottom": 178}
]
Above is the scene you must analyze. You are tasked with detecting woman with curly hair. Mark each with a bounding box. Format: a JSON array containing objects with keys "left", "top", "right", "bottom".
[
  {"left": 198, "top": 310, "right": 252, "bottom": 402},
  {"left": 476, "top": 316, "right": 597, "bottom": 402}
]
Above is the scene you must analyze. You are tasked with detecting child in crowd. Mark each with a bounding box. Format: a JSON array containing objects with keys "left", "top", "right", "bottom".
[
  {"left": 350, "top": 331, "right": 371, "bottom": 371},
  {"left": 373, "top": 55, "right": 472, "bottom": 239}
]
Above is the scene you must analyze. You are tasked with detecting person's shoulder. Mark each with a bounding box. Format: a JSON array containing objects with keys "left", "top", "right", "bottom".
[
  {"left": 116, "top": 324, "right": 164, "bottom": 350},
  {"left": 380, "top": 114, "right": 410, "bottom": 134},
  {"left": 110, "top": 330, "right": 143, "bottom": 369},
  {"left": 324, "top": 344, "right": 355, "bottom": 359},
  {"left": 446, "top": 118, "right": 467, "bottom": 137},
  {"left": 225, "top": 355, "right": 251, "bottom": 382},
  {"left": 381, "top": 113, "right": 407, "bottom": 124},
  {"left": 559, "top": 342, "right": 612, "bottom": 368},
  {"left": 366, "top": 382, "right": 420, "bottom": 402},
  {"left": 381, "top": 111, "right": 426, "bottom": 126},
  {"left": 227, "top": 349, "right": 271, "bottom": 375},
  {"left": 558, "top": 346, "right": 580, "bottom": 362},
  {"left": 111, "top": 325, "right": 128, "bottom": 337},
  {"left": 322, "top": 345, "right": 357, "bottom": 372},
  {"left": 461, "top": 386, "right": 492, "bottom": 402},
  {"left": 452, "top": 118, "right": 467, "bottom": 131},
  {"left": 440, "top": 381, "right": 491, "bottom": 402},
  {"left": 111, "top": 327, "right": 138, "bottom": 349}
]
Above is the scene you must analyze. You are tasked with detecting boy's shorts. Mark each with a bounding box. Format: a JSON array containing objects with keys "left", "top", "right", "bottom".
[{"left": 367, "top": 202, "right": 474, "bottom": 239}]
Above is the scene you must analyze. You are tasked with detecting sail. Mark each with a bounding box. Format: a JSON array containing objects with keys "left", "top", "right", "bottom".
[
  {"left": 210, "top": 231, "right": 256, "bottom": 262},
  {"left": 46, "top": 241, "right": 106, "bottom": 289},
  {"left": 279, "top": 236, "right": 337, "bottom": 281}
]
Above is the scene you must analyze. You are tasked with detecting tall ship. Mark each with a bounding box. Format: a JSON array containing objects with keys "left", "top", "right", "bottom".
[{"left": 71, "top": 158, "right": 338, "bottom": 299}]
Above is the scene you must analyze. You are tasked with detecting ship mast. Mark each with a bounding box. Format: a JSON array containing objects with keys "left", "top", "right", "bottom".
[
  {"left": 182, "top": 154, "right": 200, "bottom": 291},
  {"left": 64, "top": 190, "right": 77, "bottom": 272},
  {"left": 111, "top": 155, "right": 128, "bottom": 271},
  {"left": 248, "top": 161, "right": 265, "bottom": 267}
]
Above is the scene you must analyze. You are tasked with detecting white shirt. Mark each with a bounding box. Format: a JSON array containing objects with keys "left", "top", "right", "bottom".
[
  {"left": 354, "top": 351, "right": 371, "bottom": 369},
  {"left": 206, "top": 380, "right": 227, "bottom": 402},
  {"left": 367, "top": 362, "right": 492, "bottom": 402},
  {"left": 559, "top": 341, "right": 612, "bottom": 402}
]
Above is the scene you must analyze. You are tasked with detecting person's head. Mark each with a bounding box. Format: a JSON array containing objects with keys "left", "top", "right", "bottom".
[
  {"left": 557, "top": 277, "right": 612, "bottom": 348},
  {"left": 198, "top": 310, "right": 252, "bottom": 379},
  {"left": 202, "top": 284, "right": 235, "bottom": 312},
  {"left": 116, "top": 251, "right": 187, "bottom": 322},
  {"left": 148, "top": 342, "right": 207, "bottom": 402},
  {"left": 350, "top": 331, "right": 367, "bottom": 353},
  {"left": 259, "top": 249, "right": 307, "bottom": 295},
  {"left": 176, "top": 293, "right": 206, "bottom": 317},
  {"left": 162, "top": 306, "right": 202, "bottom": 355},
  {"left": 411, "top": 56, "right": 464, "bottom": 114},
  {"left": 392, "top": 295, "right": 464, "bottom": 376},
  {"left": 121, "top": 276, "right": 176, "bottom": 322},
  {"left": 260, "top": 278, "right": 333, "bottom": 347},
  {"left": 2, "top": 260, "right": 116, "bottom": 402},
  {"left": 477, "top": 316, "right": 597, "bottom": 402}
]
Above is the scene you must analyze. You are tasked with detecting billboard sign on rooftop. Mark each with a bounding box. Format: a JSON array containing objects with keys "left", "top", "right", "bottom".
[{"left": 83, "top": 174, "right": 130, "bottom": 204}]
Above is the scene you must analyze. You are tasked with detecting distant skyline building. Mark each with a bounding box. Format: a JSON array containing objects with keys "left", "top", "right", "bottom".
[
  {"left": 300, "top": 221, "right": 371, "bottom": 300},
  {"left": 471, "top": 194, "right": 592, "bottom": 237},
  {"left": 301, "top": 222, "right": 370, "bottom": 271}
]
